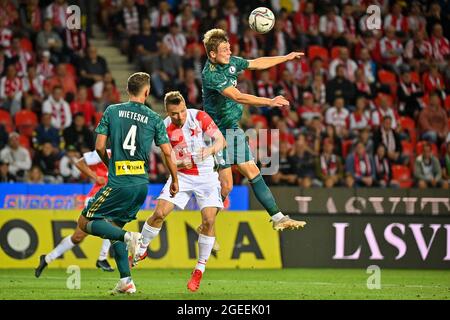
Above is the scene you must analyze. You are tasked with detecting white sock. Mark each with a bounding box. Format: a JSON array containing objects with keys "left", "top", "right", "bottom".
[
  {"left": 195, "top": 234, "right": 215, "bottom": 273},
  {"left": 45, "top": 236, "right": 75, "bottom": 264},
  {"left": 98, "top": 239, "right": 111, "bottom": 261},
  {"left": 271, "top": 212, "right": 285, "bottom": 222},
  {"left": 138, "top": 222, "right": 161, "bottom": 256},
  {"left": 120, "top": 276, "right": 132, "bottom": 284}
]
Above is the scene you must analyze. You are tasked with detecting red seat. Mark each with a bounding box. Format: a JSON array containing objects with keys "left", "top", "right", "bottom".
[
  {"left": 392, "top": 165, "right": 413, "bottom": 188},
  {"left": 410, "top": 71, "right": 420, "bottom": 84},
  {"left": 330, "top": 46, "right": 343, "bottom": 60},
  {"left": 378, "top": 70, "right": 397, "bottom": 96},
  {"left": 416, "top": 140, "right": 438, "bottom": 156},
  {"left": 14, "top": 110, "right": 38, "bottom": 137},
  {"left": 307, "top": 45, "right": 329, "bottom": 64},
  {"left": 0, "top": 110, "right": 14, "bottom": 133},
  {"left": 445, "top": 95, "right": 450, "bottom": 111},
  {"left": 399, "top": 116, "right": 417, "bottom": 145},
  {"left": 20, "top": 38, "right": 33, "bottom": 52},
  {"left": 401, "top": 140, "right": 414, "bottom": 157},
  {"left": 250, "top": 114, "right": 268, "bottom": 129},
  {"left": 18, "top": 134, "right": 30, "bottom": 149},
  {"left": 341, "top": 139, "right": 353, "bottom": 159}
]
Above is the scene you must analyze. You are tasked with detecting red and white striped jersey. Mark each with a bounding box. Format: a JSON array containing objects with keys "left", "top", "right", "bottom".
[
  {"left": 83, "top": 149, "right": 111, "bottom": 197},
  {"left": 164, "top": 109, "right": 219, "bottom": 176},
  {"left": 0, "top": 27, "right": 12, "bottom": 49}
]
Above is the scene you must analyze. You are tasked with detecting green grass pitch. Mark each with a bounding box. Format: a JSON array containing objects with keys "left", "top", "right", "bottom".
[{"left": 1, "top": 269, "right": 449, "bottom": 300}]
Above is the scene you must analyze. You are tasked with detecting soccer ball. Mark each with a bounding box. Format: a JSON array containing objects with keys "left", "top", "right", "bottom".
[{"left": 248, "top": 7, "right": 275, "bottom": 34}]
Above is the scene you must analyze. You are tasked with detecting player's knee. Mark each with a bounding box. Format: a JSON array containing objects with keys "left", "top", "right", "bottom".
[
  {"left": 152, "top": 209, "right": 167, "bottom": 224},
  {"left": 202, "top": 216, "right": 215, "bottom": 230}
]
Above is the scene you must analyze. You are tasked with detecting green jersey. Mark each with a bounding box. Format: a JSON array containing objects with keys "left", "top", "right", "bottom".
[
  {"left": 202, "top": 56, "right": 249, "bottom": 133},
  {"left": 95, "top": 101, "right": 169, "bottom": 187}
]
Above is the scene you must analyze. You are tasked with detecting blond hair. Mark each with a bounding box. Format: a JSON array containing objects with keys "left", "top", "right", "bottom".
[
  {"left": 164, "top": 91, "right": 186, "bottom": 109},
  {"left": 203, "top": 28, "right": 228, "bottom": 58}
]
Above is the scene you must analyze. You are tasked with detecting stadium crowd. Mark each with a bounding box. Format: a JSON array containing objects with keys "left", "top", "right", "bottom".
[{"left": 0, "top": 0, "right": 449, "bottom": 189}]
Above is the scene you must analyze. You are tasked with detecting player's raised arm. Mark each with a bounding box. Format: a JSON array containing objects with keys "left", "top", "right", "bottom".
[
  {"left": 222, "top": 86, "right": 289, "bottom": 107},
  {"left": 247, "top": 52, "right": 304, "bottom": 70}
]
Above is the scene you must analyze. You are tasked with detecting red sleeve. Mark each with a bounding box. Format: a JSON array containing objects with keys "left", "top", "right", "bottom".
[{"left": 196, "top": 111, "right": 218, "bottom": 136}]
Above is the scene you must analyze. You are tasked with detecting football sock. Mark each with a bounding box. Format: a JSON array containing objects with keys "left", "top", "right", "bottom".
[
  {"left": 249, "top": 173, "right": 280, "bottom": 216},
  {"left": 86, "top": 220, "right": 126, "bottom": 241},
  {"left": 112, "top": 241, "right": 131, "bottom": 278},
  {"left": 98, "top": 239, "right": 111, "bottom": 261},
  {"left": 139, "top": 222, "right": 161, "bottom": 255},
  {"left": 45, "top": 236, "right": 75, "bottom": 264},
  {"left": 195, "top": 234, "right": 215, "bottom": 273}
]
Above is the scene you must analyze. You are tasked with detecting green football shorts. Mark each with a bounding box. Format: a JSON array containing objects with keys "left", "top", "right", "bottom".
[
  {"left": 81, "top": 183, "right": 148, "bottom": 223},
  {"left": 216, "top": 128, "right": 254, "bottom": 169}
]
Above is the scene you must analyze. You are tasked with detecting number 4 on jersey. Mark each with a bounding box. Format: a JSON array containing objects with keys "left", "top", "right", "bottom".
[{"left": 123, "top": 125, "right": 137, "bottom": 156}]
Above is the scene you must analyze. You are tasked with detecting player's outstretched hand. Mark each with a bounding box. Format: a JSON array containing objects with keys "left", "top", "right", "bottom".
[
  {"left": 285, "top": 52, "right": 304, "bottom": 61},
  {"left": 95, "top": 176, "right": 106, "bottom": 185},
  {"left": 270, "top": 95, "right": 290, "bottom": 108},
  {"left": 170, "top": 180, "right": 179, "bottom": 198}
]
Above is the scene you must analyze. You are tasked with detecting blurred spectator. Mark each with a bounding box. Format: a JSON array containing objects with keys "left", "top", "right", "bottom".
[
  {"left": 144, "top": 42, "right": 182, "bottom": 99},
  {"left": 414, "top": 142, "right": 448, "bottom": 189},
  {"left": 133, "top": 18, "right": 159, "bottom": 70},
  {"left": 97, "top": 81, "right": 121, "bottom": 112},
  {"left": 308, "top": 73, "right": 327, "bottom": 106},
  {"left": 345, "top": 141, "right": 375, "bottom": 187},
  {"left": 383, "top": 1, "right": 408, "bottom": 34},
  {"left": 36, "top": 50, "right": 55, "bottom": 80},
  {"left": 289, "top": 134, "right": 316, "bottom": 188},
  {"left": 325, "top": 96, "right": 349, "bottom": 138},
  {"left": 177, "top": 69, "right": 202, "bottom": 109},
  {"left": 300, "top": 116, "right": 321, "bottom": 155},
  {"left": 298, "top": 92, "right": 322, "bottom": 124},
  {"left": 33, "top": 141, "right": 61, "bottom": 183},
  {"left": 266, "top": 20, "right": 292, "bottom": 56},
  {"left": 0, "top": 16, "right": 12, "bottom": 50},
  {"left": 79, "top": 46, "right": 109, "bottom": 98},
  {"left": 270, "top": 141, "right": 296, "bottom": 186},
  {"left": 357, "top": 48, "right": 376, "bottom": 84},
  {"left": 45, "top": 0, "right": 68, "bottom": 33},
  {"left": 418, "top": 92, "right": 448, "bottom": 144},
  {"left": 0, "top": 132, "right": 32, "bottom": 181},
  {"left": 70, "top": 86, "right": 96, "bottom": 127},
  {"left": 115, "top": 0, "right": 147, "bottom": 59},
  {"left": 63, "top": 112, "right": 95, "bottom": 152},
  {"left": 276, "top": 69, "right": 300, "bottom": 109},
  {"left": 430, "top": 24, "right": 450, "bottom": 68},
  {"left": 315, "top": 138, "right": 343, "bottom": 187},
  {"left": 36, "top": 19, "right": 63, "bottom": 61},
  {"left": 319, "top": 6, "right": 344, "bottom": 47},
  {"left": 42, "top": 86, "right": 72, "bottom": 130},
  {"left": 398, "top": 70, "right": 423, "bottom": 119},
  {"left": 150, "top": 1, "right": 174, "bottom": 34},
  {"left": 404, "top": 29, "right": 432, "bottom": 66},
  {"left": 182, "top": 44, "right": 205, "bottom": 81},
  {"left": 240, "top": 27, "right": 261, "bottom": 59},
  {"left": 0, "top": 159, "right": 15, "bottom": 182},
  {"left": 355, "top": 127, "right": 374, "bottom": 156},
  {"left": 354, "top": 68, "right": 377, "bottom": 100},
  {"left": 23, "top": 65, "right": 45, "bottom": 101},
  {"left": 163, "top": 23, "right": 187, "bottom": 57},
  {"left": 329, "top": 47, "right": 358, "bottom": 81},
  {"left": 46, "top": 63, "right": 77, "bottom": 97},
  {"left": 322, "top": 124, "right": 342, "bottom": 157},
  {"left": 59, "top": 145, "right": 81, "bottom": 182},
  {"left": 423, "top": 63, "right": 446, "bottom": 99},
  {"left": 326, "top": 64, "right": 355, "bottom": 105},
  {"left": 371, "top": 94, "right": 399, "bottom": 129},
  {"left": 342, "top": 3, "right": 357, "bottom": 46},
  {"left": 6, "top": 37, "right": 33, "bottom": 78},
  {"left": 25, "top": 165, "right": 44, "bottom": 183},
  {"left": 407, "top": 1, "right": 426, "bottom": 34},
  {"left": 65, "top": 28, "right": 88, "bottom": 66},
  {"left": 32, "top": 112, "right": 62, "bottom": 150},
  {"left": 0, "top": 64, "right": 23, "bottom": 116},
  {"left": 349, "top": 96, "right": 371, "bottom": 137},
  {"left": 379, "top": 26, "right": 404, "bottom": 73},
  {"left": 293, "top": 1, "right": 321, "bottom": 49},
  {"left": 18, "top": 0, "right": 42, "bottom": 38},
  {"left": 0, "top": 46, "right": 13, "bottom": 77},
  {"left": 373, "top": 116, "right": 403, "bottom": 164},
  {"left": 176, "top": 4, "right": 199, "bottom": 32},
  {"left": 0, "top": 124, "right": 7, "bottom": 150},
  {"left": 373, "top": 143, "right": 396, "bottom": 187}
]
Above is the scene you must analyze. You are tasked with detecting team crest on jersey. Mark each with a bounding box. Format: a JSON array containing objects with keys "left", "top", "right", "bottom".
[{"left": 229, "top": 66, "right": 236, "bottom": 74}]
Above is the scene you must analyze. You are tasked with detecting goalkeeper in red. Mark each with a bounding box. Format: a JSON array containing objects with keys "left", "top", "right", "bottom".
[{"left": 202, "top": 28, "right": 306, "bottom": 230}]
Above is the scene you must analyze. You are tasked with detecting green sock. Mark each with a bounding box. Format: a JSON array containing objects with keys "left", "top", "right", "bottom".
[
  {"left": 86, "top": 220, "right": 126, "bottom": 241},
  {"left": 112, "top": 241, "right": 131, "bottom": 278},
  {"left": 249, "top": 174, "right": 280, "bottom": 216}
]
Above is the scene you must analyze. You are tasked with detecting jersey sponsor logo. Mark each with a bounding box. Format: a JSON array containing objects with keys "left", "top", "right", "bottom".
[
  {"left": 115, "top": 160, "right": 145, "bottom": 175},
  {"left": 229, "top": 66, "right": 236, "bottom": 74}
]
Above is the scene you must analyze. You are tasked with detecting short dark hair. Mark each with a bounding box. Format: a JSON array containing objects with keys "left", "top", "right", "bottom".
[{"left": 127, "top": 72, "right": 150, "bottom": 96}]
